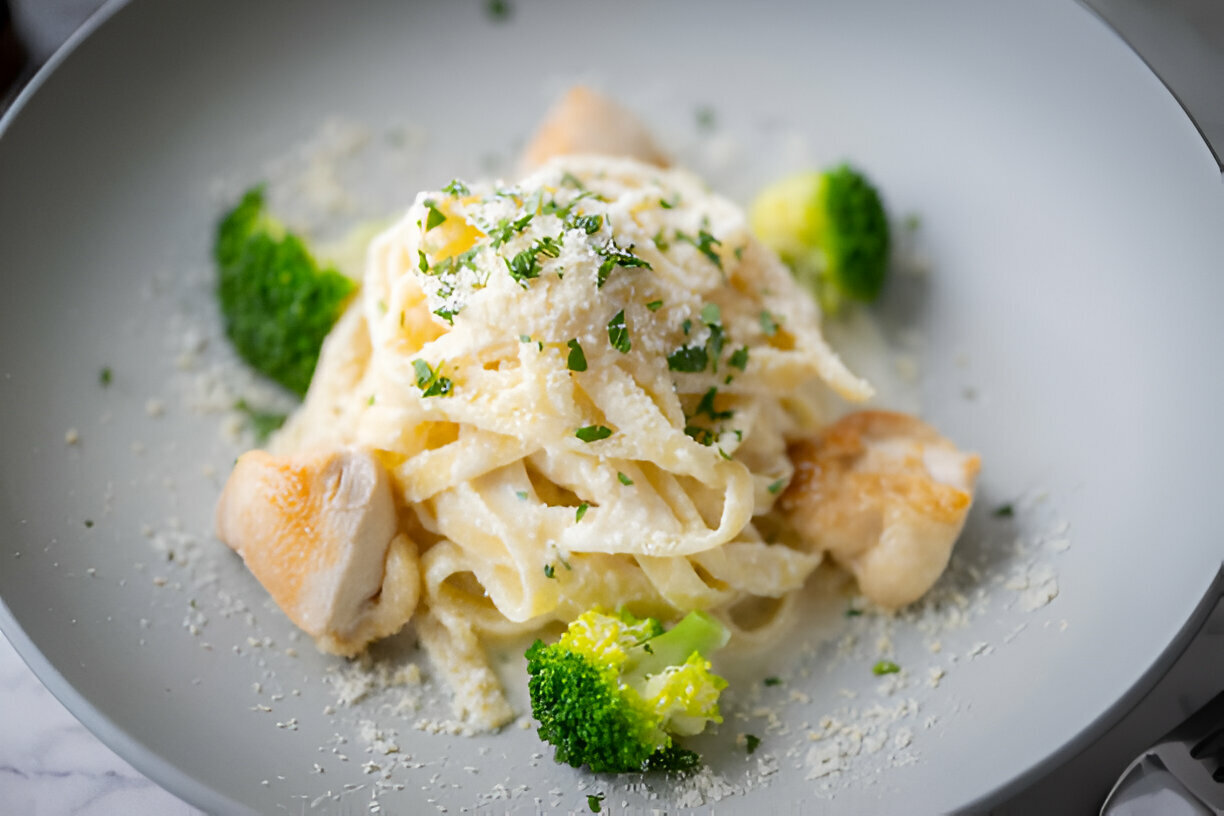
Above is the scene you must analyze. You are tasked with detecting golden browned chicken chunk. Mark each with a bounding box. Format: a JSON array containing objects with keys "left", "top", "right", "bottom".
[
  {"left": 518, "top": 85, "right": 669, "bottom": 173},
  {"left": 215, "top": 447, "right": 419, "bottom": 656},
  {"left": 780, "top": 410, "right": 980, "bottom": 609}
]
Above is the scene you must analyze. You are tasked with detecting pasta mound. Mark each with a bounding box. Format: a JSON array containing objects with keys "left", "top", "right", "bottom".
[{"left": 273, "top": 155, "right": 872, "bottom": 726}]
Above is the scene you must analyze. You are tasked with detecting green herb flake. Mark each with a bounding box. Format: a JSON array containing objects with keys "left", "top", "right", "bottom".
[
  {"left": 696, "top": 387, "right": 734, "bottom": 421},
  {"left": 487, "top": 213, "right": 534, "bottom": 248},
  {"left": 412, "top": 359, "right": 453, "bottom": 398},
  {"left": 99, "top": 367, "right": 113, "bottom": 387},
  {"left": 845, "top": 607, "right": 864, "bottom": 618},
  {"left": 234, "top": 399, "right": 288, "bottom": 445},
  {"left": 759, "top": 310, "right": 780, "bottom": 336},
  {"left": 516, "top": 490, "right": 529, "bottom": 501},
  {"left": 519, "top": 334, "right": 532, "bottom": 343},
  {"left": 728, "top": 346, "right": 749, "bottom": 371},
  {"left": 745, "top": 734, "right": 761, "bottom": 755},
  {"left": 667, "top": 345, "right": 708, "bottom": 373},
  {"left": 617, "top": 472, "right": 634, "bottom": 486},
  {"left": 575, "top": 424, "right": 613, "bottom": 443},
  {"left": 367, "top": 394, "right": 375, "bottom": 406},
  {"left": 575, "top": 502, "right": 590, "bottom": 522},
  {"left": 646, "top": 299, "right": 664, "bottom": 311},
  {"left": 84, "top": 519, "right": 94, "bottom": 528},
  {"left": 587, "top": 793, "right": 605, "bottom": 813},
  {"left": 566, "top": 338, "right": 588, "bottom": 372},
  {"left": 442, "top": 179, "right": 471, "bottom": 197},
  {"left": 763, "top": 676, "right": 782, "bottom": 687},
  {"left": 595, "top": 241, "right": 651, "bottom": 288},
  {"left": 767, "top": 478, "right": 788, "bottom": 494},
  {"left": 544, "top": 563, "right": 555, "bottom": 578},
  {"left": 424, "top": 200, "right": 447, "bottom": 231},
  {"left": 486, "top": 0, "right": 512, "bottom": 22},
  {"left": 677, "top": 229, "right": 723, "bottom": 270},
  {"left": 993, "top": 503, "right": 1015, "bottom": 518},
  {"left": 695, "top": 105, "right": 717, "bottom": 131},
  {"left": 684, "top": 424, "right": 717, "bottom": 446},
  {"left": 607, "top": 309, "right": 631, "bottom": 353},
  {"left": 872, "top": 660, "right": 901, "bottom": 676},
  {"left": 560, "top": 171, "right": 586, "bottom": 190},
  {"left": 568, "top": 213, "right": 603, "bottom": 234},
  {"left": 700, "top": 303, "right": 722, "bottom": 325},
  {"left": 505, "top": 248, "right": 541, "bottom": 285}
]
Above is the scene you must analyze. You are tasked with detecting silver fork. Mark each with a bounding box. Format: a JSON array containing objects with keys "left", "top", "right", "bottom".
[{"left": 1101, "top": 690, "right": 1224, "bottom": 815}]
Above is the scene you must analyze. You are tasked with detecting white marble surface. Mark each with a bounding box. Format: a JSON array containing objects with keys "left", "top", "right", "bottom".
[{"left": 0, "top": 632, "right": 200, "bottom": 815}]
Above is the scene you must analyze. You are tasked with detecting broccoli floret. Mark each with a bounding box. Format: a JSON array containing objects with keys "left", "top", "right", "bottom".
[
  {"left": 525, "top": 609, "right": 729, "bottom": 773},
  {"left": 215, "top": 187, "right": 355, "bottom": 397},
  {"left": 748, "top": 164, "right": 891, "bottom": 313}
]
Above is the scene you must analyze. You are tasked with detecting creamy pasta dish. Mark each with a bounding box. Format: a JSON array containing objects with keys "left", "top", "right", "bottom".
[{"left": 215, "top": 88, "right": 979, "bottom": 729}]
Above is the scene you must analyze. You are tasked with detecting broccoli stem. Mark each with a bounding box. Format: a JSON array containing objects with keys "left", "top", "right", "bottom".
[{"left": 624, "top": 611, "right": 729, "bottom": 685}]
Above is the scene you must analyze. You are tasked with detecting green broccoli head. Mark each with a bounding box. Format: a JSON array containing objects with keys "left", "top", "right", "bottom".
[
  {"left": 749, "top": 163, "right": 891, "bottom": 313},
  {"left": 215, "top": 187, "right": 355, "bottom": 398},
  {"left": 525, "top": 609, "right": 729, "bottom": 774}
]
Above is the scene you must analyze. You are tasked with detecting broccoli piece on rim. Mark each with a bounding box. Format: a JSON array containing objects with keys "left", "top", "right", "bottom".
[
  {"left": 525, "top": 609, "right": 729, "bottom": 773},
  {"left": 214, "top": 186, "right": 355, "bottom": 397},
  {"left": 748, "top": 164, "right": 891, "bottom": 312}
]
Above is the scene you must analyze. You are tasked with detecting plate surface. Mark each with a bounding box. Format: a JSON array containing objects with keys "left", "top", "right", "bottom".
[{"left": 2, "top": 0, "right": 1223, "bottom": 813}]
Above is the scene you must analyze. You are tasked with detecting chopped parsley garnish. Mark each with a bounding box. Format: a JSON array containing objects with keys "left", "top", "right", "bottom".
[
  {"left": 367, "top": 394, "right": 376, "bottom": 406},
  {"left": 424, "top": 200, "right": 447, "bottom": 231},
  {"left": 759, "top": 310, "right": 780, "bottom": 336},
  {"left": 412, "top": 359, "right": 453, "bottom": 397},
  {"left": 234, "top": 399, "right": 287, "bottom": 444},
  {"left": 575, "top": 424, "right": 613, "bottom": 443},
  {"left": 534, "top": 235, "right": 563, "bottom": 258},
  {"left": 485, "top": 0, "right": 512, "bottom": 21},
  {"left": 519, "top": 334, "right": 532, "bottom": 343},
  {"left": 653, "top": 229, "right": 670, "bottom": 251},
  {"left": 442, "top": 179, "right": 470, "bottom": 197},
  {"left": 872, "top": 660, "right": 901, "bottom": 676},
  {"left": 684, "top": 425, "right": 717, "bottom": 446},
  {"left": 560, "top": 171, "right": 586, "bottom": 190},
  {"left": 682, "top": 319, "right": 692, "bottom": 335},
  {"left": 659, "top": 192, "right": 680, "bottom": 209},
  {"left": 607, "top": 309, "right": 631, "bottom": 353},
  {"left": 566, "top": 339, "right": 588, "bottom": 372},
  {"left": 567, "top": 213, "right": 603, "bottom": 235},
  {"left": 505, "top": 247, "right": 542, "bottom": 285},
  {"left": 763, "top": 676, "right": 782, "bottom": 687},
  {"left": 667, "top": 345, "right": 708, "bottom": 372},
  {"left": 418, "top": 250, "right": 429, "bottom": 272},
  {"left": 767, "top": 478, "right": 787, "bottom": 494},
  {"left": 677, "top": 229, "right": 723, "bottom": 270},
  {"left": 595, "top": 241, "right": 651, "bottom": 288},
  {"left": 695, "top": 105, "right": 717, "bottom": 131},
  {"left": 695, "top": 387, "right": 733, "bottom": 421},
  {"left": 486, "top": 213, "right": 534, "bottom": 248},
  {"left": 617, "top": 471, "right": 634, "bottom": 486},
  {"left": 845, "top": 607, "right": 864, "bottom": 618},
  {"left": 516, "top": 490, "right": 529, "bottom": 501},
  {"left": 544, "top": 564, "right": 556, "bottom": 579},
  {"left": 575, "top": 502, "right": 590, "bottom": 522},
  {"left": 745, "top": 734, "right": 761, "bottom": 755},
  {"left": 587, "top": 793, "right": 605, "bottom": 813},
  {"left": 84, "top": 519, "right": 94, "bottom": 528},
  {"left": 99, "top": 367, "right": 112, "bottom": 387},
  {"left": 700, "top": 303, "right": 721, "bottom": 325},
  {"left": 646, "top": 299, "right": 664, "bottom": 311},
  {"left": 728, "top": 346, "right": 749, "bottom": 371},
  {"left": 993, "top": 503, "right": 1015, "bottom": 518}
]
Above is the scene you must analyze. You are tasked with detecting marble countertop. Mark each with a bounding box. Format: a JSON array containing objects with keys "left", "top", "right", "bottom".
[{"left": 3, "top": 2, "right": 1223, "bottom": 814}]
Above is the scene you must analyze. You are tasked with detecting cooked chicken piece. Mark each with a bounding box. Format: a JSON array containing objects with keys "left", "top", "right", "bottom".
[
  {"left": 216, "top": 447, "right": 419, "bottom": 656},
  {"left": 518, "top": 85, "right": 669, "bottom": 173},
  {"left": 780, "top": 411, "right": 980, "bottom": 609}
]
